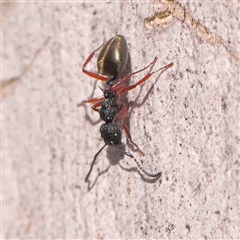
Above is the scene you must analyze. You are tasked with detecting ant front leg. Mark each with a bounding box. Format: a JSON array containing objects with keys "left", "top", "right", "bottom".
[
  {"left": 77, "top": 96, "right": 104, "bottom": 107},
  {"left": 77, "top": 96, "right": 104, "bottom": 125},
  {"left": 120, "top": 104, "right": 144, "bottom": 155},
  {"left": 77, "top": 96, "right": 103, "bottom": 115},
  {"left": 91, "top": 101, "right": 103, "bottom": 112},
  {"left": 82, "top": 44, "right": 109, "bottom": 81}
]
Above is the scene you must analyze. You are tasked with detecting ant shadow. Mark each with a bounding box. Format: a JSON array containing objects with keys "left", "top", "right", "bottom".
[
  {"left": 86, "top": 145, "right": 123, "bottom": 190},
  {"left": 87, "top": 164, "right": 111, "bottom": 191},
  {"left": 87, "top": 144, "right": 162, "bottom": 190},
  {"left": 80, "top": 104, "right": 102, "bottom": 126},
  {"left": 119, "top": 163, "right": 162, "bottom": 184},
  {"left": 79, "top": 79, "right": 102, "bottom": 126},
  {"left": 127, "top": 64, "right": 171, "bottom": 119}
]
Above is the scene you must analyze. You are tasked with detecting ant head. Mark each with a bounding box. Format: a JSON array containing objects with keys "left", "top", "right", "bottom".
[
  {"left": 98, "top": 86, "right": 116, "bottom": 98},
  {"left": 100, "top": 123, "right": 122, "bottom": 146}
]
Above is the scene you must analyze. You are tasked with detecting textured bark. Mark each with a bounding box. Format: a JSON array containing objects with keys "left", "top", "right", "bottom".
[{"left": 2, "top": 1, "right": 239, "bottom": 239}]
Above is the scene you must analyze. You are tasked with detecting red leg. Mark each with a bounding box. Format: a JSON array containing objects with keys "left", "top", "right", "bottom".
[
  {"left": 111, "top": 57, "right": 158, "bottom": 92},
  {"left": 117, "top": 62, "right": 173, "bottom": 95},
  {"left": 92, "top": 100, "right": 103, "bottom": 112},
  {"left": 119, "top": 104, "right": 144, "bottom": 155},
  {"left": 119, "top": 103, "right": 127, "bottom": 124},
  {"left": 77, "top": 96, "right": 104, "bottom": 107},
  {"left": 82, "top": 44, "right": 109, "bottom": 81}
]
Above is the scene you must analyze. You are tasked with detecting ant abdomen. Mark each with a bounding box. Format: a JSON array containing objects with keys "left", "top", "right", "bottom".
[{"left": 97, "top": 35, "right": 128, "bottom": 78}]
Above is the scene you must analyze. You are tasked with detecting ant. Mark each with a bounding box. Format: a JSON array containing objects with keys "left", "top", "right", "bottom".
[{"left": 78, "top": 35, "right": 173, "bottom": 182}]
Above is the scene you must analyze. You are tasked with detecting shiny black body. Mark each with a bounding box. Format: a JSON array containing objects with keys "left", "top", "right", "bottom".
[
  {"left": 100, "top": 123, "right": 122, "bottom": 146},
  {"left": 99, "top": 96, "right": 120, "bottom": 124},
  {"left": 97, "top": 35, "right": 128, "bottom": 84},
  {"left": 99, "top": 93, "right": 122, "bottom": 145}
]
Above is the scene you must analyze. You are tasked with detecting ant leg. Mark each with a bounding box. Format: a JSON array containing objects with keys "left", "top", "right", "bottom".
[
  {"left": 117, "top": 62, "right": 173, "bottom": 95},
  {"left": 122, "top": 124, "right": 144, "bottom": 155},
  {"left": 78, "top": 97, "right": 104, "bottom": 112},
  {"left": 119, "top": 104, "right": 144, "bottom": 155},
  {"left": 85, "top": 144, "right": 107, "bottom": 182},
  {"left": 91, "top": 101, "right": 103, "bottom": 112},
  {"left": 78, "top": 98, "right": 103, "bottom": 125},
  {"left": 82, "top": 44, "right": 109, "bottom": 81},
  {"left": 77, "top": 96, "right": 104, "bottom": 106},
  {"left": 115, "top": 148, "right": 161, "bottom": 178},
  {"left": 112, "top": 57, "right": 158, "bottom": 92}
]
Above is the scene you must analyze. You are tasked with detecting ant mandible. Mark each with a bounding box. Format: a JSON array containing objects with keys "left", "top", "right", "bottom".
[{"left": 78, "top": 35, "right": 173, "bottom": 182}]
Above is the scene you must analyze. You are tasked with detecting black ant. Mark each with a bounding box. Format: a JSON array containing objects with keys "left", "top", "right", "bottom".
[{"left": 78, "top": 35, "right": 173, "bottom": 182}]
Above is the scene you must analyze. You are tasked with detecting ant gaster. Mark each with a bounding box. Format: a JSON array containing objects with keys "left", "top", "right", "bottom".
[{"left": 78, "top": 35, "right": 173, "bottom": 182}]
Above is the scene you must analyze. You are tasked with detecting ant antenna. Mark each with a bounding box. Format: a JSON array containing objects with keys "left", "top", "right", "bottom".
[
  {"left": 85, "top": 144, "right": 107, "bottom": 182},
  {"left": 115, "top": 148, "right": 161, "bottom": 178},
  {"left": 98, "top": 86, "right": 104, "bottom": 92},
  {"left": 152, "top": 62, "right": 173, "bottom": 75}
]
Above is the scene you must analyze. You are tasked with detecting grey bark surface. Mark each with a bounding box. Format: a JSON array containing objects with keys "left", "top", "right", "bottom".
[{"left": 2, "top": 1, "right": 239, "bottom": 239}]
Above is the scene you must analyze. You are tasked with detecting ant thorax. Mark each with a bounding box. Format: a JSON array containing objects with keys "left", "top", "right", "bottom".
[{"left": 99, "top": 97, "right": 121, "bottom": 123}]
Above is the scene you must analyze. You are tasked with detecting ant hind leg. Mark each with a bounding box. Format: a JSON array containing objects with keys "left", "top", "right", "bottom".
[{"left": 122, "top": 124, "right": 144, "bottom": 155}]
